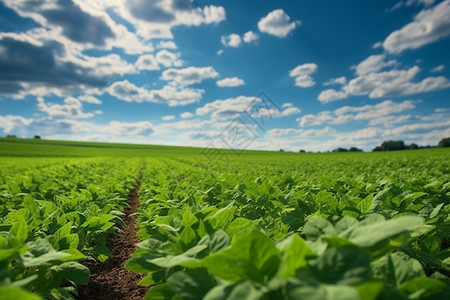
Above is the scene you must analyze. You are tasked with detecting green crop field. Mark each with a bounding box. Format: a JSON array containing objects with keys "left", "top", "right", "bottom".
[{"left": 0, "top": 137, "right": 449, "bottom": 300}]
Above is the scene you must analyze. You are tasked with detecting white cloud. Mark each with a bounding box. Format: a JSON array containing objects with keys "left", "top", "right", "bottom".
[
  {"left": 217, "top": 49, "right": 224, "bottom": 55},
  {"left": 431, "top": 65, "right": 445, "bottom": 72},
  {"left": 323, "top": 76, "right": 347, "bottom": 86},
  {"left": 157, "top": 41, "right": 177, "bottom": 49},
  {"left": 135, "top": 54, "right": 160, "bottom": 71},
  {"left": 290, "top": 63, "right": 318, "bottom": 88},
  {"left": 243, "top": 31, "right": 259, "bottom": 43},
  {"left": 318, "top": 54, "right": 450, "bottom": 102},
  {"left": 0, "top": 115, "right": 33, "bottom": 134},
  {"left": 383, "top": 0, "right": 450, "bottom": 53},
  {"left": 216, "top": 77, "right": 245, "bottom": 87},
  {"left": 37, "top": 97, "right": 100, "bottom": 119},
  {"left": 299, "top": 100, "right": 416, "bottom": 127},
  {"left": 180, "top": 112, "right": 193, "bottom": 119},
  {"left": 252, "top": 106, "right": 301, "bottom": 118},
  {"left": 318, "top": 89, "right": 348, "bottom": 103},
  {"left": 107, "top": 80, "right": 204, "bottom": 106},
  {"left": 344, "top": 66, "right": 450, "bottom": 98},
  {"left": 221, "top": 34, "right": 242, "bottom": 48},
  {"left": 162, "top": 115, "right": 175, "bottom": 121},
  {"left": 155, "top": 50, "right": 182, "bottom": 67},
  {"left": 196, "top": 96, "right": 260, "bottom": 119},
  {"left": 79, "top": 95, "right": 102, "bottom": 104},
  {"left": 118, "top": 0, "right": 226, "bottom": 40},
  {"left": 353, "top": 54, "right": 397, "bottom": 76},
  {"left": 391, "top": 0, "right": 436, "bottom": 11},
  {"left": 258, "top": 9, "right": 300, "bottom": 38},
  {"left": 161, "top": 66, "right": 219, "bottom": 86}
]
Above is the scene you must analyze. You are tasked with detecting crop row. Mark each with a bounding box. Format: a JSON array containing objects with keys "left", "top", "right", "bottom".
[
  {"left": 0, "top": 158, "right": 140, "bottom": 300},
  {"left": 126, "top": 156, "right": 450, "bottom": 299}
]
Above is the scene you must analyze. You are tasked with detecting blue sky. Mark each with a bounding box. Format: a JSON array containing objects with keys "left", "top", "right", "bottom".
[{"left": 0, "top": 0, "right": 449, "bottom": 151}]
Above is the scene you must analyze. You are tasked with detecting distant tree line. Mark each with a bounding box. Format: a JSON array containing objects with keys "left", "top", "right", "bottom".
[{"left": 372, "top": 137, "right": 450, "bottom": 151}]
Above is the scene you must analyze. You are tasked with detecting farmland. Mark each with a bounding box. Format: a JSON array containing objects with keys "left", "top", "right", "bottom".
[{"left": 0, "top": 137, "right": 449, "bottom": 300}]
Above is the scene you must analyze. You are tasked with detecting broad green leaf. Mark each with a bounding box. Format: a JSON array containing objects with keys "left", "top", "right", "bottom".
[
  {"left": 277, "top": 234, "right": 314, "bottom": 277},
  {"left": 22, "top": 251, "right": 71, "bottom": 267},
  {"left": 309, "top": 246, "right": 371, "bottom": 285},
  {"left": 355, "top": 281, "right": 384, "bottom": 300},
  {"left": 202, "top": 230, "right": 279, "bottom": 283},
  {"left": 356, "top": 194, "right": 374, "bottom": 214},
  {"left": 9, "top": 216, "right": 28, "bottom": 244},
  {"left": 144, "top": 283, "right": 178, "bottom": 300},
  {"left": 149, "top": 244, "right": 207, "bottom": 268},
  {"left": 167, "top": 268, "right": 216, "bottom": 300},
  {"left": 342, "top": 216, "right": 424, "bottom": 247},
  {"left": 399, "top": 277, "right": 447, "bottom": 299},
  {"left": 303, "top": 216, "right": 336, "bottom": 241},
  {"left": 52, "top": 261, "right": 90, "bottom": 285},
  {"left": 0, "top": 287, "right": 42, "bottom": 300},
  {"left": 204, "top": 281, "right": 264, "bottom": 300}
]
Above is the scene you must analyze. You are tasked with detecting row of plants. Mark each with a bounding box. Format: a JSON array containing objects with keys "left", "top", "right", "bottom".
[
  {"left": 0, "top": 158, "right": 140, "bottom": 300},
  {"left": 126, "top": 155, "right": 450, "bottom": 299}
]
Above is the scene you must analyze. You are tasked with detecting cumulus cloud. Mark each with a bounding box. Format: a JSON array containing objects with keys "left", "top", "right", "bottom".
[
  {"left": 258, "top": 9, "right": 300, "bottom": 38},
  {"left": 107, "top": 80, "right": 204, "bottom": 106},
  {"left": 0, "top": 34, "right": 135, "bottom": 98},
  {"left": 162, "top": 115, "right": 175, "bottom": 121},
  {"left": 290, "top": 63, "right": 318, "bottom": 88},
  {"left": 120, "top": 0, "right": 226, "bottom": 39},
  {"left": 431, "top": 65, "right": 445, "bottom": 72},
  {"left": 221, "top": 34, "right": 242, "bottom": 48},
  {"left": 156, "top": 50, "right": 182, "bottom": 67},
  {"left": 318, "top": 55, "right": 450, "bottom": 102},
  {"left": 0, "top": 115, "right": 33, "bottom": 134},
  {"left": 157, "top": 41, "right": 177, "bottom": 49},
  {"left": 353, "top": 54, "right": 397, "bottom": 76},
  {"left": 37, "top": 97, "right": 100, "bottom": 119},
  {"left": 391, "top": 0, "right": 436, "bottom": 11},
  {"left": 78, "top": 95, "right": 102, "bottom": 104},
  {"left": 252, "top": 106, "right": 301, "bottom": 118},
  {"left": 383, "top": 0, "right": 450, "bottom": 53},
  {"left": 243, "top": 31, "right": 259, "bottom": 43},
  {"left": 135, "top": 54, "right": 160, "bottom": 71},
  {"left": 318, "top": 89, "right": 348, "bottom": 103},
  {"left": 323, "top": 76, "right": 347, "bottom": 86},
  {"left": 180, "top": 112, "right": 193, "bottom": 119},
  {"left": 196, "top": 96, "right": 260, "bottom": 120},
  {"left": 299, "top": 100, "right": 416, "bottom": 127},
  {"left": 161, "top": 66, "right": 218, "bottom": 86},
  {"left": 216, "top": 77, "right": 245, "bottom": 87}
]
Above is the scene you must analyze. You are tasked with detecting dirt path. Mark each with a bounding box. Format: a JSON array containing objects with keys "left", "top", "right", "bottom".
[{"left": 78, "top": 185, "right": 147, "bottom": 300}]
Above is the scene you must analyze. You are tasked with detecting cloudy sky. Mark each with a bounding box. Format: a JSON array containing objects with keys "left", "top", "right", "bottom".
[{"left": 0, "top": 0, "right": 449, "bottom": 151}]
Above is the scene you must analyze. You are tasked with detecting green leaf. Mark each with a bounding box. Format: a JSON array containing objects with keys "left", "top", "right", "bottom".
[
  {"left": 308, "top": 246, "right": 371, "bottom": 286},
  {"left": 226, "top": 218, "right": 254, "bottom": 237},
  {"left": 341, "top": 216, "right": 424, "bottom": 247},
  {"left": 167, "top": 268, "right": 216, "bottom": 300},
  {"left": 22, "top": 251, "right": 71, "bottom": 267},
  {"left": 149, "top": 244, "right": 207, "bottom": 268},
  {"left": 399, "top": 277, "right": 447, "bottom": 299},
  {"left": 52, "top": 261, "right": 90, "bottom": 285},
  {"left": 286, "top": 277, "right": 360, "bottom": 300},
  {"left": 0, "top": 287, "right": 43, "bottom": 300},
  {"left": 209, "top": 204, "right": 236, "bottom": 230},
  {"left": 355, "top": 281, "right": 384, "bottom": 300},
  {"left": 144, "top": 283, "right": 177, "bottom": 300},
  {"left": 91, "top": 245, "right": 113, "bottom": 262},
  {"left": 9, "top": 216, "right": 28, "bottom": 244},
  {"left": 204, "top": 281, "right": 264, "bottom": 300},
  {"left": 202, "top": 230, "right": 279, "bottom": 283},
  {"left": 277, "top": 234, "right": 314, "bottom": 277},
  {"left": 303, "top": 216, "right": 336, "bottom": 241},
  {"left": 356, "top": 194, "right": 374, "bottom": 214},
  {"left": 179, "top": 226, "right": 197, "bottom": 250}
]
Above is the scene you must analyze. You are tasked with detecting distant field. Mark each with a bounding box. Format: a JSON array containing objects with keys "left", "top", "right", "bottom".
[{"left": 1, "top": 137, "right": 449, "bottom": 299}]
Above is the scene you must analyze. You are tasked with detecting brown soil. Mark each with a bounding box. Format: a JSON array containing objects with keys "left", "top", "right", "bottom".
[{"left": 78, "top": 185, "right": 148, "bottom": 300}]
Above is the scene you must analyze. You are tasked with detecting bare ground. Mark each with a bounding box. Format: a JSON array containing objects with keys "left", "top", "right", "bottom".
[{"left": 78, "top": 185, "right": 147, "bottom": 300}]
